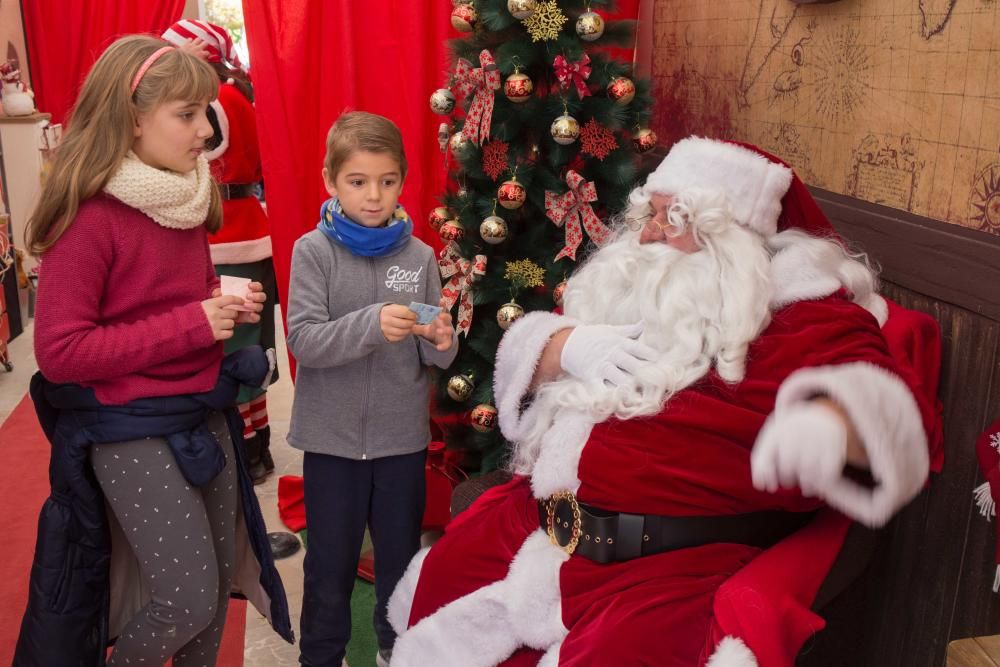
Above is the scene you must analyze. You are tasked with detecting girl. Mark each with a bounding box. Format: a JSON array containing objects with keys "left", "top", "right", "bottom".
[{"left": 14, "top": 35, "right": 291, "bottom": 665}]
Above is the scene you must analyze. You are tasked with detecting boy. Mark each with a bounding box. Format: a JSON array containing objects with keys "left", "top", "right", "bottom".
[{"left": 287, "top": 111, "right": 457, "bottom": 667}]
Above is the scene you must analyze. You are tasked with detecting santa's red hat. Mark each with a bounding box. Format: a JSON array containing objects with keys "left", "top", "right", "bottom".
[
  {"left": 643, "top": 136, "right": 838, "bottom": 239},
  {"left": 162, "top": 19, "right": 247, "bottom": 72},
  {"left": 974, "top": 417, "right": 1000, "bottom": 591}
]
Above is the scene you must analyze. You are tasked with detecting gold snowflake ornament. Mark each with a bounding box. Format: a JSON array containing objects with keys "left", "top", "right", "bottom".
[
  {"left": 504, "top": 259, "right": 546, "bottom": 289},
  {"left": 522, "top": 1, "right": 568, "bottom": 42}
]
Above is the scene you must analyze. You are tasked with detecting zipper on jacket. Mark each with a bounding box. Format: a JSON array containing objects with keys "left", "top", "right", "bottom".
[{"left": 360, "top": 257, "right": 376, "bottom": 460}]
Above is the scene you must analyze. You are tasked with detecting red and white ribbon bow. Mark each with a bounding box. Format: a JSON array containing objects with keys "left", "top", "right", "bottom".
[
  {"left": 454, "top": 50, "right": 500, "bottom": 146},
  {"left": 545, "top": 170, "right": 611, "bottom": 261},
  {"left": 553, "top": 53, "right": 592, "bottom": 99},
  {"left": 439, "top": 242, "right": 487, "bottom": 335}
]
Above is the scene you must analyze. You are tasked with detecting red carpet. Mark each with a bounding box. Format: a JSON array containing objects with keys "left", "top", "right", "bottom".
[{"left": 0, "top": 394, "right": 246, "bottom": 665}]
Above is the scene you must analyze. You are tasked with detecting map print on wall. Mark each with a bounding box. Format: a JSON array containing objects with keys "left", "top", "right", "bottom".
[{"left": 650, "top": 0, "right": 1000, "bottom": 235}]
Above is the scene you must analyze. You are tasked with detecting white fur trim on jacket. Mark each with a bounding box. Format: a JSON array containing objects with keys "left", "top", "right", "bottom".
[
  {"left": 204, "top": 98, "right": 230, "bottom": 162},
  {"left": 530, "top": 408, "right": 595, "bottom": 499},
  {"left": 772, "top": 362, "right": 928, "bottom": 527},
  {"left": 706, "top": 636, "right": 759, "bottom": 667},
  {"left": 209, "top": 235, "right": 273, "bottom": 265},
  {"left": 494, "top": 311, "right": 579, "bottom": 443},
  {"left": 768, "top": 234, "right": 888, "bottom": 326},
  {"left": 387, "top": 546, "right": 430, "bottom": 635},
  {"left": 392, "top": 530, "right": 569, "bottom": 667},
  {"left": 643, "top": 137, "right": 793, "bottom": 236}
]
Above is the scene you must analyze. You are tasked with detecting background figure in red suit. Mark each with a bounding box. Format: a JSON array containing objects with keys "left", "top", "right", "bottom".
[
  {"left": 386, "top": 137, "right": 938, "bottom": 666},
  {"left": 164, "top": 20, "right": 278, "bottom": 483}
]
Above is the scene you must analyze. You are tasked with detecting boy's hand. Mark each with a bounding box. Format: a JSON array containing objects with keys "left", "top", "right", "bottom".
[
  {"left": 201, "top": 295, "right": 244, "bottom": 341},
  {"left": 380, "top": 304, "right": 417, "bottom": 342},
  {"left": 414, "top": 299, "right": 455, "bottom": 352}
]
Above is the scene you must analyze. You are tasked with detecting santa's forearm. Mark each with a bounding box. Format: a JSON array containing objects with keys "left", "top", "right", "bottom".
[
  {"left": 530, "top": 328, "right": 574, "bottom": 391},
  {"left": 811, "top": 397, "right": 869, "bottom": 468}
]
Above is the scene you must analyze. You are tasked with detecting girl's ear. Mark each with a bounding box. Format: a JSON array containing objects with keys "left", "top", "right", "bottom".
[{"left": 133, "top": 115, "right": 143, "bottom": 138}]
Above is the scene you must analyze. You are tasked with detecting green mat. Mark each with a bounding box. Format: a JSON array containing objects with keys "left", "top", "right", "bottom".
[{"left": 299, "top": 529, "right": 378, "bottom": 666}]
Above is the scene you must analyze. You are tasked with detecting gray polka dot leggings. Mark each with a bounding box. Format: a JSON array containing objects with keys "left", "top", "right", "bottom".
[{"left": 90, "top": 412, "right": 238, "bottom": 666}]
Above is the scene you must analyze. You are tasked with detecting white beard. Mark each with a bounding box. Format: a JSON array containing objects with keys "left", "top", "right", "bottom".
[{"left": 509, "top": 196, "right": 774, "bottom": 476}]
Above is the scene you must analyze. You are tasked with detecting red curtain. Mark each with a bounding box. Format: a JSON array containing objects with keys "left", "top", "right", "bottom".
[
  {"left": 21, "top": 1, "right": 186, "bottom": 124},
  {"left": 242, "top": 1, "right": 454, "bottom": 328}
]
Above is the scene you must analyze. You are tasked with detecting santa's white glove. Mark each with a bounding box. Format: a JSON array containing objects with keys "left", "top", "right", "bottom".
[
  {"left": 560, "top": 322, "right": 657, "bottom": 387},
  {"left": 751, "top": 401, "right": 848, "bottom": 497}
]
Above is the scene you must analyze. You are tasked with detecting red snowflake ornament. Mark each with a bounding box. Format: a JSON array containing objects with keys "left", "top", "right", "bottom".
[
  {"left": 579, "top": 119, "right": 618, "bottom": 161},
  {"left": 482, "top": 140, "right": 510, "bottom": 181}
]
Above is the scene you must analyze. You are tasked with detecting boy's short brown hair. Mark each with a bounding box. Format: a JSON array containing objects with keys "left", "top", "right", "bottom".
[{"left": 324, "top": 111, "right": 408, "bottom": 180}]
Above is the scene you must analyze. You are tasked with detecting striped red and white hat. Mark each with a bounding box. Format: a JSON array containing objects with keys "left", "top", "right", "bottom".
[{"left": 162, "top": 19, "right": 247, "bottom": 72}]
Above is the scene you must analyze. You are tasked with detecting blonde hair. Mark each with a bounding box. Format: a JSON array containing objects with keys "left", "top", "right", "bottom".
[
  {"left": 324, "top": 111, "right": 407, "bottom": 181},
  {"left": 26, "top": 35, "right": 221, "bottom": 255}
]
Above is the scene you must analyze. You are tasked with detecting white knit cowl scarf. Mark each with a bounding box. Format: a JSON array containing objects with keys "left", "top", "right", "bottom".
[{"left": 103, "top": 151, "right": 213, "bottom": 230}]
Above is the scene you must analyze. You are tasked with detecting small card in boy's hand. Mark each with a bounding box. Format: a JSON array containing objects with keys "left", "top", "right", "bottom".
[
  {"left": 408, "top": 301, "right": 443, "bottom": 325},
  {"left": 219, "top": 275, "right": 254, "bottom": 312}
]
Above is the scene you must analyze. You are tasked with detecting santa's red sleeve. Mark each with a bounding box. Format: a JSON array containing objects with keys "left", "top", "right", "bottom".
[{"left": 706, "top": 298, "right": 941, "bottom": 667}]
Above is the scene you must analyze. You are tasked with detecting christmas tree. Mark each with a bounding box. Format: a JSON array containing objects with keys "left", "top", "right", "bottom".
[{"left": 429, "top": 0, "right": 658, "bottom": 472}]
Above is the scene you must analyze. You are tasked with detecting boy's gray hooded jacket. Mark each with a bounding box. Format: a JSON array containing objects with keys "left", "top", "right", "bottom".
[{"left": 286, "top": 230, "right": 457, "bottom": 459}]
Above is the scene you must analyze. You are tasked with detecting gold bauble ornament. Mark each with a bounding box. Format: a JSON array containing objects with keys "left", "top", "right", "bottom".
[
  {"left": 447, "top": 373, "right": 476, "bottom": 402},
  {"left": 550, "top": 113, "right": 580, "bottom": 145},
  {"left": 430, "top": 88, "right": 456, "bottom": 115},
  {"left": 504, "top": 71, "right": 534, "bottom": 103},
  {"left": 497, "top": 301, "right": 525, "bottom": 330},
  {"left": 607, "top": 77, "right": 636, "bottom": 105},
  {"left": 470, "top": 403, "right": 499, "bottom": 432},
  {"left": 507, "top": 0, "right": 537, "bottom": 20},
  {"left": 552, "top": 280, "right": 567, "bottom": 307},
  {"left": 632, "top": 128, "right": 658, "bottom": 153},
  {"left": 451, "top": 3, "right": 477, "bottom": 32},
  {"left": 479, "top": 215, "right": 508, "bottom": 244},
  {"left": 428, "top": 207, "right": 451, "bottom": 232},
  {"left": 576, "top": 10, "right": 605, "bottom": 41},
  {"left": 439, "top": 218, "right": 465, "bottom": 242},
  {"left": 497, "top": 178, "right": 527, "bottom": 209}
]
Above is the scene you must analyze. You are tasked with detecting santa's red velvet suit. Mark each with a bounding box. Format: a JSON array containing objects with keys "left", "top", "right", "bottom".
[
  {"left": 205, "top": 81, "right": 271, "bottom": 265},
  {"left": 387, "top": 139, "right": 939, "bottom": 666}
]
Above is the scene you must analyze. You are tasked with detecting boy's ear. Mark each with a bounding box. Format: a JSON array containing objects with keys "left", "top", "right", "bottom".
[{"left": 322, "top": 167, "right": 337, "bottom": 197}]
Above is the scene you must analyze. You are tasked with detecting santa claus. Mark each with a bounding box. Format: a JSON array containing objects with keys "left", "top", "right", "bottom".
[{"left": 386, "top": 137, "right": 936, "bottom": 666}]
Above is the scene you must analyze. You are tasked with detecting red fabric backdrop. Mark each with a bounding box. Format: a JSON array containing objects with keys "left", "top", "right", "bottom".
[
  {"left": 242, "top": 0, "right": 454, "bottom": 336},
  {"left": 21, "top": 1, "right": 186, "bottom": 124}
]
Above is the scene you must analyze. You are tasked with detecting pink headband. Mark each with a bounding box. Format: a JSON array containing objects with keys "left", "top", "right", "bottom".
[{"left": 130, "top": 46, "right": 174, "bottom": 94}]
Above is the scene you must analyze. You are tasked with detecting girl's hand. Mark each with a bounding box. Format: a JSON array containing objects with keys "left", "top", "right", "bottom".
[
  {"left": 201, "top": 295, "right": 244, "bottom": 341},
  {"left": 414, "top": 299, "right": 455, "bottom": 352},
  {"left": 380, "top": 304, "right": 417, "bottom": 342},
  {"left": 235, "top": 281, "right": 266, "bottom": 324}
]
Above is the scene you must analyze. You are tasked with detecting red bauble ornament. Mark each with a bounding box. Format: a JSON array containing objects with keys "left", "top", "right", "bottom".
[
  {"left": 428, "top": 207, "right": 451, "bottom": 232},
  {"left": 498, "top": 178, "right": 527, "bottom": 210},
  {"left": 504, "top": 72, "right": 534, "bottom": 103},
  {"left": 451, "top": 3, "right": 477, "bottom": 32},
  {"left": 632, "top": 128, "right": 658, "bottom": 153},
  {"left": 470, "top": 403, "right": 499, "bottom": 432},
  {"left": 607, "top": 77, "right": 636, "bottom": 105},
  {"left": 439, "top": 218, "right": 465, "bottom": 242},
  {"left": 552, "top": 280, "right": 567, "bottom": 307}
]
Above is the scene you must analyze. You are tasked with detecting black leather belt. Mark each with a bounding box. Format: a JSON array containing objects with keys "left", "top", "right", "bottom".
[
  {"left": 538, "top": 492, "right": 815, "bottom": 564},
  {"left": 219, "top": 182, "right": 257, "bottom": 200}
]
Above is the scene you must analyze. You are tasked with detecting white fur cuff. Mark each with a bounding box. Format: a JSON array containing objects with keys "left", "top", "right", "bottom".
[
  {"left": 775, "top": 362, "right": 929, "bottom": 527},
  {"left": 494, "top": 311, "right": 578, "bottom": 442},
  {"left": 707, "top": 636, "right": 759, "bottom": 667},
  {"left": 387, "top": 546, "right": 430, "bottom": 635}
]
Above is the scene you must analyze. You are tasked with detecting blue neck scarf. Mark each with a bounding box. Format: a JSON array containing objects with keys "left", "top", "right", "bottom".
[{"left": 317, "top": 198, "right": 413, "bottom": 257}]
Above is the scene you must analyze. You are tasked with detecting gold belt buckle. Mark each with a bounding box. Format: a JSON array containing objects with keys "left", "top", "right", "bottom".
[{"left": 545, "top": 490, "right": 582, "bottom": 555}]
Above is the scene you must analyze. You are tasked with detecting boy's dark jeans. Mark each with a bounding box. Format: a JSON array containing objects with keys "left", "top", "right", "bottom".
[{"left": 299, "top": 449, "right": 427, "bottom": 666}]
